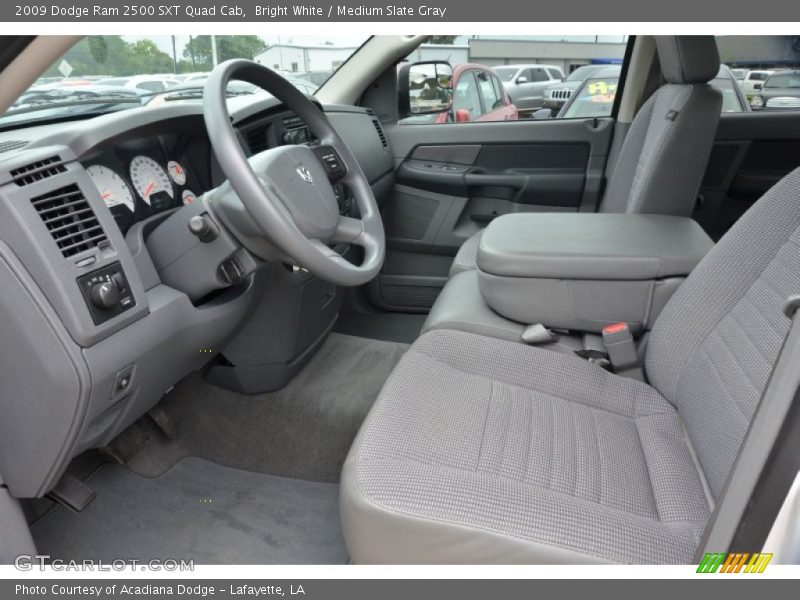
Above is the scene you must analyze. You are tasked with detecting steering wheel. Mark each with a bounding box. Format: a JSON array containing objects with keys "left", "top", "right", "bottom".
[{"left": 203, "top": 59, "right": 385, "bottom": 287}]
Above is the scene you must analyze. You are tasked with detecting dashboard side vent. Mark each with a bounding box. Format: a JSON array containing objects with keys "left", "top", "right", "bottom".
[
  {"left": 0, "top": 140, "right": 28, "bottom": 154},
  {"left": 30, "top": 184, "right": 108, "bottom": 258},
  {"left": 11, "top": 155, "right": 67, "bottom": 186},
  {"left": 246, "top": 128, "right": 269, "bottom": 154},
  {"left": 371, "top": 119, "right": 388, "bottom": 148}
]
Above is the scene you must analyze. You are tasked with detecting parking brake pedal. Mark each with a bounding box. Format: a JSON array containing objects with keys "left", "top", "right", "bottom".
[{"left": 47, "top": 474, "right": 95, "bottom": 513}]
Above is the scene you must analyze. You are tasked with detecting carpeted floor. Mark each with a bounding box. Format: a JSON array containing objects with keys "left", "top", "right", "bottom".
[
  {"left": 127, "top": 332, "right": 409, "bottom": 482},
  {"left": 333, "top": 311, "right": 427, "bottom": 344},
  {"left": 32, "top": 457, "right": 348, "bottom": 564}
]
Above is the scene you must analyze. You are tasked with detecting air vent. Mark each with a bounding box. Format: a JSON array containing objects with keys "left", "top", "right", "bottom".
[
  {"left": 0, "top": 140, "right": 28, "bottom": 154},
  {"left": 246, "top": 128, "right": 269, "bottom": 154},
  {"left": 372, "top": 119, "right": 388, "bottom": 148},
  {"left": 282, "top": 115, "right": 304, "bottom": 128},
  {"left": 30, "top": 184, "right": 108, "bottom": 258},
  {"left": 10, "top": 155, "right": 67, "bottom": 186}
]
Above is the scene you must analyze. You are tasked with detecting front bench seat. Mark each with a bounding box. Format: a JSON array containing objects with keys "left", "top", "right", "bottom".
[
  {"left": 450, "top": 35, "right": 722, "bottom": 277},
  {"left": 340, "top": 167, "right": 800, "bottom": 564}
]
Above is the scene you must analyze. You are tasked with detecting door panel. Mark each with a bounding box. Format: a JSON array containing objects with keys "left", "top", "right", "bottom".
[
  {"left": 696, "top": 112, "right": 800, "bottom": 239},
  {"left": 371, "top": 117, "right": 615, "bottom": 311}
]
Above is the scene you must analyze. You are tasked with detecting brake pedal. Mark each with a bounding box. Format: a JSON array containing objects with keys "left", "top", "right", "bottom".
[{"left": 46, "top": 474, "right": 95, "bottom": 513}]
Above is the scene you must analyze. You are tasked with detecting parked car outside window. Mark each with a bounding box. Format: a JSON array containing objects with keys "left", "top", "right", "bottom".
[
  {"left": 493, "top": 63, "right": 564, "bottom": 114},
  {"left": 751, "top": 70, "right": 800, "bottom": 110},
  {"left": 543, "top": 64, "right": 619, "bottom": 112}
]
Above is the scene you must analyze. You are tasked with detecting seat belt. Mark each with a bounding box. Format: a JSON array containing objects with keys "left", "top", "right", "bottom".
[
  {"left": 694, "top": 295, "right": 800, "bottom": 561},
  {"left": 601, "top": 322, "right": 645, "bottom": 381}
]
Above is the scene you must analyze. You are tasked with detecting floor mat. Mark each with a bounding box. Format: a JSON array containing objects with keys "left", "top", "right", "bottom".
[
  {"left": 32, "top": 458, "right": 348, "bottom": 564},
  {"left": 126, "top": 333, "right": 408, "bottom": 482},
  {"left": 334, "top": 311, "right": 427, "bottom": 344}
]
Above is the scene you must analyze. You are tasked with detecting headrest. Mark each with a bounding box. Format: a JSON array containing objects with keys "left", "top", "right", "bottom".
[{"left": 655, "top": 36, "right": 720, "bottom": 84}]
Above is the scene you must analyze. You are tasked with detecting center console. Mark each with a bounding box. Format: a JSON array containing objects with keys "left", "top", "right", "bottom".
[{"left": 476, "top": 213, "right": 714, "bottom": 333}]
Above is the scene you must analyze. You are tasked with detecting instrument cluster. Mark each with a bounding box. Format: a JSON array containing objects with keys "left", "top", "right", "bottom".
[{"left": 84, "top": 141, "right": 201, "bottom": 234}]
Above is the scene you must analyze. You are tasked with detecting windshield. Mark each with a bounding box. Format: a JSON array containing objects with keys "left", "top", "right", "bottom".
[
  {"left": 564, "top": 66, "right": 597, "bottom": 82},
  {"left": 562, "top": 77, "right": 619, "bottom": 119},
  {"left": 1, "top": 34, "right": 369, "bottom": 128},
  {"left": 561, "top": 77, "right": 619, "bottom": 118},
  {"left": 765, "top": 73, "right": 800, "bottom": 88},
  {"left": 493, "top": 67, "right": 519, "bottom": 82}
]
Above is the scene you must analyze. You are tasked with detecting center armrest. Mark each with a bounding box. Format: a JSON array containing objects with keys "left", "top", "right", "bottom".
[
  {"left": 477, "top": 213, "right": 714, "bottom": 281},
  {"left": 476, "top": 213, "right": 714, "bottom": 333}
]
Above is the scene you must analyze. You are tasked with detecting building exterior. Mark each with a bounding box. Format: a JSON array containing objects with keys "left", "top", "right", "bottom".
[
  {"left": 255, "top": 43, "right": 470, "bottom": 74},
  {"left": 467, "top": 38, "right": 627, "bottom": 73},
  {"left": 716, "top": 36, "right": 800, "bottom": 68},
  {"left": 406, "top": 44, "right": 469, "bottom": 65},
  {"left": 254, "top": 44, "right": 356, "bottom": 73}
]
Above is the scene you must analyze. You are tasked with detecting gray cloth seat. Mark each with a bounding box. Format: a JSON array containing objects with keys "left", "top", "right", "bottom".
[
  {"left": 449, "top": 36, "right": 722, "bottom": 277},
  {"left": 341, "top": 166, "right": 800, "bottom": 564}
]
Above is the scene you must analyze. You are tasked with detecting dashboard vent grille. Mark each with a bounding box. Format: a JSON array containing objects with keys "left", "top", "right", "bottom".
[
  {"left": 30, "top": 184, "right": 108, "bottom": 258},
  {"left": 371, "top": 119, "right": 388, "bottom": 148},
  {"left": 11, "top": 155, "right": 67, "bottom": 186},
  {"left": 282, "top": 115, "right": 304, "bottom": 128},
  {"left": 247, "top": 128, "right": 269, "bottom": 154},
  {"left": 0, "top": 140, "right": 28, "bottom": 154}
]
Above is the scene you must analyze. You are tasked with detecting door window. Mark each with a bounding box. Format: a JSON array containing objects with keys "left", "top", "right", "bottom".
[
  {"left": 477, "top": 72, "right": 501, "bottom": 111},
  {"left": 398, "top": 35, "right": 631, "bottom": 124},
  {"left": 452, "top": 71, "right": 482, "bottom": 119}
]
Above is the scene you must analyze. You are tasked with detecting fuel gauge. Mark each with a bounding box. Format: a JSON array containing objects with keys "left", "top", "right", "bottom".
[{"left": 182, "top": 190, "right": 198, "bottom": 205}]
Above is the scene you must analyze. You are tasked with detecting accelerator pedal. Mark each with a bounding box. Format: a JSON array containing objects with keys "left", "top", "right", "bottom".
[{"left": 46, "top": 473, "right": 95, "bottom": 513}]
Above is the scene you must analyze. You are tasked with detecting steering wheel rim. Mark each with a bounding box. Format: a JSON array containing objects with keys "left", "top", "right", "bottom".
[{"left": 203, "top": 59, "right": 385, "bottom": 287}]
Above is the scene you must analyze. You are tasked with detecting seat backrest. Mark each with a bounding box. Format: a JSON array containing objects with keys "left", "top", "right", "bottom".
[
  {"left": 601, "top": 36, "right": 722, "bottom": 216},
  {"left": 646, "top": 167, "right": 800, "bottom": 499}
]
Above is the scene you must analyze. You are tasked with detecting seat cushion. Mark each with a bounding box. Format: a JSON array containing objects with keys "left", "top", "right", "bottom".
[
  {"left": 448, "top": 230, "right": 482, "bottom": 277},
  {"left": 341, "top": 329, "right": 711, "bottom": 564}
]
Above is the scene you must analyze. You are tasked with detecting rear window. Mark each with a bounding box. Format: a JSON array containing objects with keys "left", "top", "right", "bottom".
[{"left": 765, "top": 73, "right": 800, "bottom": 88}]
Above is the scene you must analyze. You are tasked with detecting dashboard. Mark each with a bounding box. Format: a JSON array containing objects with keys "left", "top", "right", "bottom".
[{"left": 0, "top": 93, "right": 394, "bottom": 500}]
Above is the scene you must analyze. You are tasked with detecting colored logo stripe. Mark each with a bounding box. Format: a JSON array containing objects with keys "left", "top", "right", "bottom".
[{"left": 697, "top": 552, "right": 772, "bottom": 573}]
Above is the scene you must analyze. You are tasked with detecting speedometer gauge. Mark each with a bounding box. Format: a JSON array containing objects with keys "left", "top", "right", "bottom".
[
  {"left": 86, "top": 165, "right": 135, "bottom": 212},
  {"left": 129, "top": 156, "right": 173, "bottom": 205}
]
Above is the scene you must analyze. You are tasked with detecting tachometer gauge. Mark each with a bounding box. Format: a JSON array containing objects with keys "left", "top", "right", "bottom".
[
  {"left": 129, "top": 155, "right": 173, "bottom": 205},
  {"left": 167, "top": 160, "right": 187, "bottom": 186},
  {"left": 86, "top": 165, "right": 135, "bottom": 212},
  {"left": 182, "top": 190, "right": 197, "bottom": 205}
]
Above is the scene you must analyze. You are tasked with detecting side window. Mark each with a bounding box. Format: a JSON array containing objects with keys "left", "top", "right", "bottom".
[
  {"left": 715, "top": 36, "right": 800, "bottom": 113},
  {"left": 398, "top": 35, "right": 630, "bottom": 124},
  {"left": 452, "top": 71, "right": 482, "bottom": 120},
  {"left": 529, "top": 68, "right": 549, "bottom": 82},
  {"left": 491, "top": 75, "right": 504, "bottom": 104},
  {"left": 476, "top": 72, "right": 500, "bottom": 112}
]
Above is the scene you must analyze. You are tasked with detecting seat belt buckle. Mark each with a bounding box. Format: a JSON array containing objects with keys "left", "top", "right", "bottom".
[{"left": 601, "top": 322, "right": 644, "bottom": 381}]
